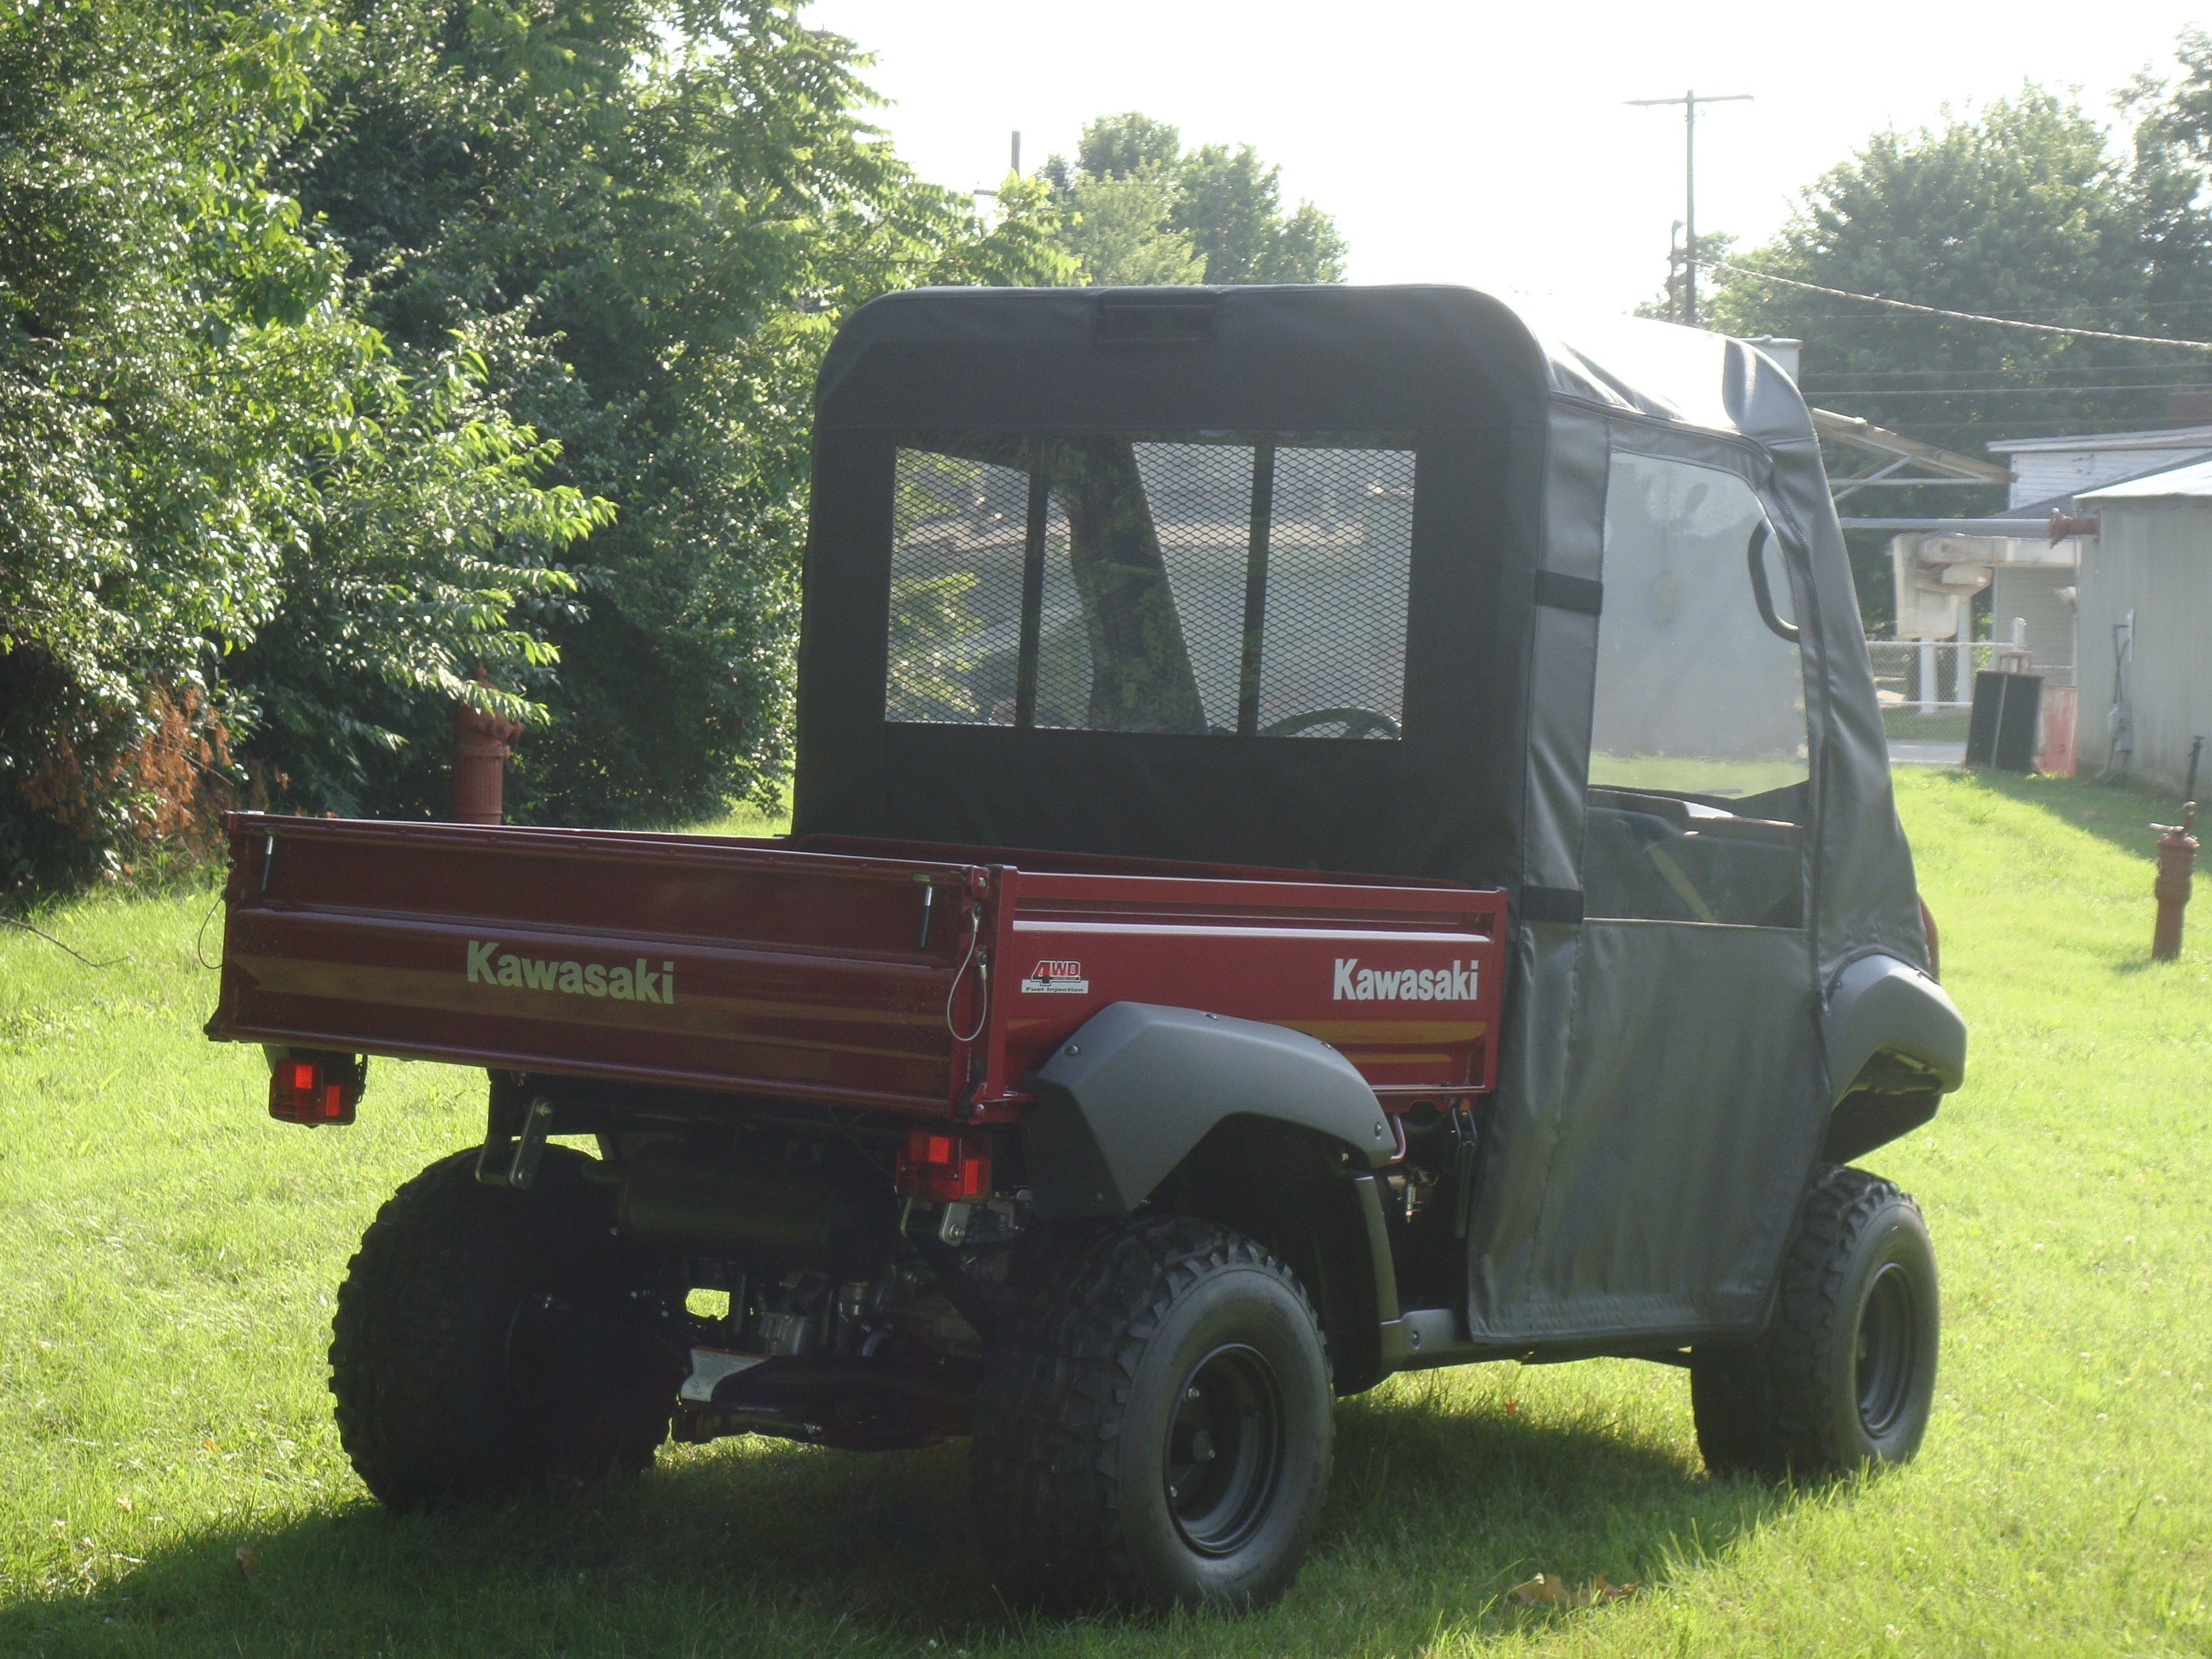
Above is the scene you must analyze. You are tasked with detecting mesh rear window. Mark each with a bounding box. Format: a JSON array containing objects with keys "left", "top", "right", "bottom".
[{"left": 885, "top": 434, "right": 1414, "bottom": 739}]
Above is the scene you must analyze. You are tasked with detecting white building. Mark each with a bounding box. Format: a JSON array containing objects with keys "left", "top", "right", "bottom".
[
  {"left": 1886, "top": 424, "right": 2212, "bottom": 689},
  {"left": 2073, "top": 459, "right": 2212, "bottom": 794},
  {"left": 1981, "top": 427, "right": 2212, "bottom": 683},
  {"left": 1992, "top": 424, "right": 2212, "bottom": 506}
]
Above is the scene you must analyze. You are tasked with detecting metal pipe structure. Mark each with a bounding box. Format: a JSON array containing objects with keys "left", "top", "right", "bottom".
[
  {"left": 2151, "top": 736, "right": 2204, "bottom": 962},
  {"left": 1841, "top": 518, "right": 2063, "bottom": 534},
  {"left": 451, "top": 667, "right": 522, "bottom": 826}
]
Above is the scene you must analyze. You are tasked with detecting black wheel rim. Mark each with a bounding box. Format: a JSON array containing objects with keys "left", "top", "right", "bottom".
[
  {"left": 1855, "top": 1261, "right": 1919, "bottom": 1438},
  {"left": 1164, "top": 1343, "right": 1284, "bottom": 1557}
]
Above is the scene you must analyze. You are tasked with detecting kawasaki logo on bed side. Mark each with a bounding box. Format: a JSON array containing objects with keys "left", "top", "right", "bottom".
[
  {"left": 466, "top": 939, "right": 676, "bottom": 1005},
  {"left": 1332, "top": 959, "right": 1478, "bottom": 1003}
]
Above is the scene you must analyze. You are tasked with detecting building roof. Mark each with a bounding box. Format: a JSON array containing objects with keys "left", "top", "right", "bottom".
[
  {"left": 2079, "top": 454, "right": 2212, "bottom": 500},
  {"left": 1813, "top": 407, "right": 2011, "bottom": 485},
  {"left": 1988, "top": 424, "right": 2212, "bottom": 456}
]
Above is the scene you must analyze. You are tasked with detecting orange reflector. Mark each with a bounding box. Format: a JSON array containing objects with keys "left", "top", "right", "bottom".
[{"left": 895, "top": 1128, "right": 990, "bottom": 1202}]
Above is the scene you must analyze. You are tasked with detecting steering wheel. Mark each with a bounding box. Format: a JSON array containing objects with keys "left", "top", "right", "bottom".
[{"left": 1259, "top": 707, "right": 1401, "bottom": 740}]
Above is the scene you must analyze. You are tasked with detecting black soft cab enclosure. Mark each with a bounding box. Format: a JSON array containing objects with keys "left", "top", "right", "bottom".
[{"left": 798, "top": 283, "right": 1963, "bottom": 1353}]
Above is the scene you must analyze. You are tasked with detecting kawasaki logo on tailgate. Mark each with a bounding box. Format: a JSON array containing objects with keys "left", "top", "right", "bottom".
[
  {"left": 466, "top": 939, "right": 676, "bottom": 1005},
  {"left": 1332, "top": 958, "right": 1478, "bottom": 1003}
]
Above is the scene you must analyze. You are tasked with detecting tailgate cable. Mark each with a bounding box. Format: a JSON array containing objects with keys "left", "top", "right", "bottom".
[{"left": 945, "top": 905, "right": 990, "bottom": 1044}]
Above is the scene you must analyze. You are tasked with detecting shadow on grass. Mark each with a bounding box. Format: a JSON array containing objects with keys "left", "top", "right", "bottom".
[
  {"left": 0, "top": 1380, "right": 1813, "bottom": 1658},
  {"left": 1928, "top": 765, "right": 2190, "bottom": 865}
]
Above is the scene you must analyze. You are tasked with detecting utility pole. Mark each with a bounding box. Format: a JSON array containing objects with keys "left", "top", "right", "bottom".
[
  {"left": 1665, "top": 220, "right": 1684, "bottom": 324},
  {"left": 976, "top": 132, "right": 1024, "bottom": 203},
  {"left": 1627, "top": 90, "right": 1752, "bottom": 327}
]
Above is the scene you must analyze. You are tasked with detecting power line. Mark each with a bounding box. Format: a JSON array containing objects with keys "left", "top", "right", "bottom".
[
  {"left": 1834, "top": 415, "right": 2207, "bottom": 433},
  {"left": 1804, "top": 365, "right": 2212, "bottom": 382},
  {"left": 1770, "top": 312, "right": 2212, "bottom": 329},
  {"left": 1708, "top": 259, "right": 2212, "bottom": 352},
  {"left": 1809, "top": 381, "right": 2212, "bottom": 398},
  {"left": 1792, "top": 298, "right": 2212, "bottom": 320}
]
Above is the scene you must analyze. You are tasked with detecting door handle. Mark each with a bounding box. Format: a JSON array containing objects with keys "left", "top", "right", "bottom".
[{"left": 1747, "top": 523, "right": 1800, "bottom": 645}]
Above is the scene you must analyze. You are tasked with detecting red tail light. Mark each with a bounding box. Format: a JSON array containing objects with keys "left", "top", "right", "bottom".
[
  {"left": 895, "top": 1128, "right": 991, "bottom": 1203},
  {"left": 268, "top": 1051, "right": 361, "bottom": 1126}
]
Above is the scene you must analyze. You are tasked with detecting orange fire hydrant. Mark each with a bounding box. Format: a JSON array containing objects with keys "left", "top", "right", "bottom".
[
  {"left": 452, "top": 666, "right": 522, "bottom": 826},
  {"left": 2152, "top": 802, "right": 2197, "bottom": 962}
]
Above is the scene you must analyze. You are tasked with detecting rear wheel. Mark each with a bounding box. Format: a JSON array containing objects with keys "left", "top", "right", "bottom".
[
  {"left": 329, "top": 1147, "right": 685, "bottom": 1510},
  {"left": 1691, "top": 1164, "right": 1939, "bottom": 1478},
  {"left": 972, "top": 1216, "right": 1333, "bottom": 1612}
]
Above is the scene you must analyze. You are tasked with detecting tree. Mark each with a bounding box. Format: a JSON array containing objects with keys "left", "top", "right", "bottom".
[
  {"left": 1044, "top": 113, "right": 1347, "bottom": 287},
  {"left": 2121, "top": 28, "right": 2212, "bottom": 324},
  {"left": 1077, "top": 112, "right": 1182, "bottom": 181},
  {"left": 281, "top": 1, "right": 1070, "bottom": 827},
  {"left": 1705, "top": 87, "right": 2191, "bottom": 450},
  {"left": 1174, "top": 143, "right": 1347, "bottom": 284},
  {"left": 0, "top": 1, "right": 592, "bottom": 896},
  {"left": 1698, "top": 79, "right": 2212, "bottom": 630},
  {"left": 1059, "top": 170, "right": 1206, "bottom": 286}
]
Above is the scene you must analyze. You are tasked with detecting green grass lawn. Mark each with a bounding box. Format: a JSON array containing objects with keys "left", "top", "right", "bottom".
[{"left": 1, "top": 771, "right": 2207, "bottom": 1656}]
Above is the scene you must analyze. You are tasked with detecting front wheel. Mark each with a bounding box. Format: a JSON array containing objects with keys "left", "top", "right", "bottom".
[
  {"left": 972, "top": 1216, "right": 1333, "bottom": 1612},
  {"left": 1691, "top": 1164, "right": 1939, "bottom": 1478}
]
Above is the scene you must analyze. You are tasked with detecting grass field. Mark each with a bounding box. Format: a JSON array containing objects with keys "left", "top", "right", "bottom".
[{"left": 1, "top": 771, "right": 2207, "bottom": 1657}]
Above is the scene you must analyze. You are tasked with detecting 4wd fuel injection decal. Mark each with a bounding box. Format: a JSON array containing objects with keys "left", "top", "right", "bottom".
[
  {"left": 1021, "top": 960, "right": 1089, "bottom": 994},
  {"left": 1332, "top": 958, "right": 1479, "bottom": 1002},
  {"left": 466, "top": 939, "right": 676, "bottom": 1004}
]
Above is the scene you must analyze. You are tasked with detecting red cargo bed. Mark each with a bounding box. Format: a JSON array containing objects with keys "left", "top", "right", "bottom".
[{"left": 209, "top": 814, "right": 1508, "bottom": 1122}]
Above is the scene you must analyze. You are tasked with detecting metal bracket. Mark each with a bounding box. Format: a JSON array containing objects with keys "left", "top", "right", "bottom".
[
  {"left": 476, "top": 1096, "right": 554, "bottom": 1190},
  {"left": 1448, "top": 1104, "right": 1480, "bottom": 1240},
  {"left": 915, "top": 876, "right": 936, "bottom": 950}
]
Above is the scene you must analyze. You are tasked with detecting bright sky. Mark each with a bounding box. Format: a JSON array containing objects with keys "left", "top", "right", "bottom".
[{"left": 803, "top": 0, "right": 2204, "bottom": 318}]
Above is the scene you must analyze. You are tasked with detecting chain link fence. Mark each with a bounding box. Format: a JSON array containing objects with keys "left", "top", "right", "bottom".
[{"left": 1865, "top": 638, "right": 2076, "bottom": 758}]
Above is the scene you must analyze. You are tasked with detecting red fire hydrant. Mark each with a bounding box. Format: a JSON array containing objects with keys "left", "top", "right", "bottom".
[
  {"left": 452, "top": 666, "right": 522, "bottom": 826},
  {"left": 2152, "top": 802, "right": 2197, "bottom": 962}
]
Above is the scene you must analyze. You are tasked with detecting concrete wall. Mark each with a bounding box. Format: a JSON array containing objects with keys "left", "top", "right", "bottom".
[
  {"left": 2076, "top": 501, "right": 2212, "bottom": 793},
  {"left": 1989, "top": 566, "right": 2077, "bottom": 683}
]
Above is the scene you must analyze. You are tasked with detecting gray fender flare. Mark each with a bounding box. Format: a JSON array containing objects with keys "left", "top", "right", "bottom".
[
  {"left": 1017, "top": 1002, "right": 1393, "bottom": 1219},
  {"left": 1822, "top": 953, "right": 1967, "bottom": 1102}
]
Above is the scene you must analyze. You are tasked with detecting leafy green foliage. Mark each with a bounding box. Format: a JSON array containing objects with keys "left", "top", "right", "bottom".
[
  {"left": 0, "top": 0, "right": 594, "bottom": 894},
  {"left": 5, "top": 10, "right": 1342, "bottom": 889},
  {"left": 1056, "top": 170, "right": 1207, "bottom": 287},
  {"left": 280, "top": 1, "right": 1071, "bottom": 827},
  {"left": 2, "top": 1, "right": 1074, "bottom": 886},
  {"left": 1698, "top": 50, "right": 2212, "bottom": 628},
  {"left": 1175, "top": 142, "right": 1348, "bottom": 285},
  {"left": 1074, "top": 111, "right": 1183, "bottom": 181},
  {"left": 227, "top": 329, "right": 608, "bottom": 817},
  {"left": 1706, "top": 90, "right": 2166, "bottom": 448},
  {"left": 885, "top": 573, "right": 985, "bottom": 723},
  {"left": 1700, "top": 44, "right": 2212, "bottom": 450},
  {"left": 1044, "top": 113, "right": 1347, "bottom": 287}
]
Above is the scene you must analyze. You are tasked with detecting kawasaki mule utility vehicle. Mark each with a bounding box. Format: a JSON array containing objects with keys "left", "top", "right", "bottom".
[{"left": 209, "top": 285, "right": 1966, "bottom": 1613}]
